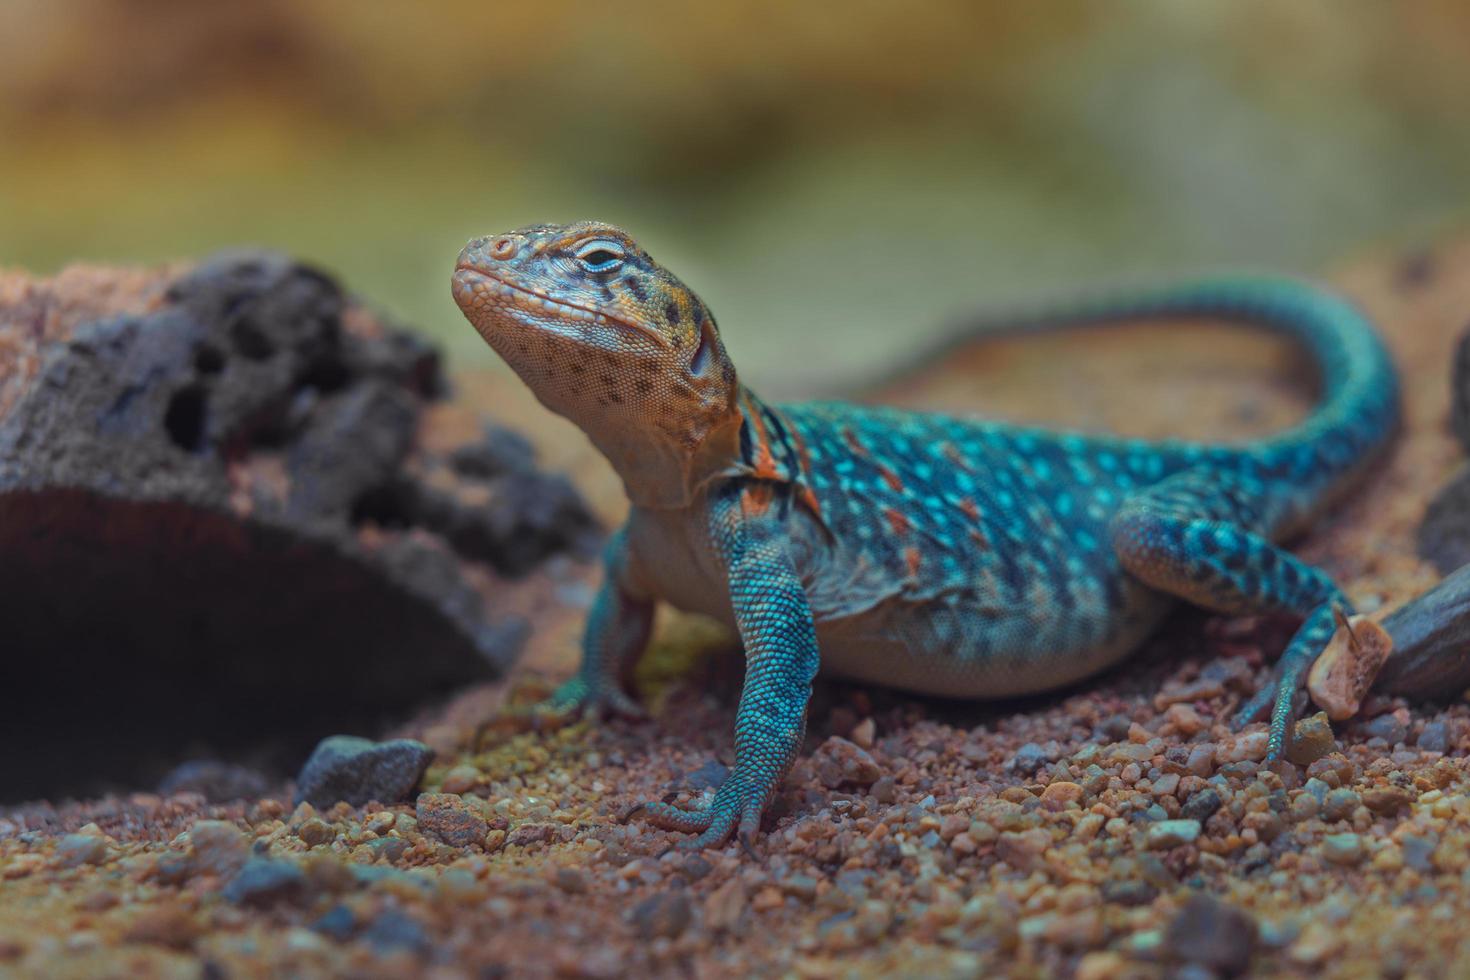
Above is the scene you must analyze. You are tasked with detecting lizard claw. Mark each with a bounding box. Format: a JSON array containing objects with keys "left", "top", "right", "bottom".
[
  {"left": 544, "top": 675, "right": 647, "bottom": 720},
  {"left": 631, "top": 775, "right": 770, "bottom": 850}
]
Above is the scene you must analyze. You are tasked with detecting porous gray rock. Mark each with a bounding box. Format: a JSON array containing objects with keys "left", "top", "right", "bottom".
[
  {"left": 295, "top": 735, "right": 434, "bottom": 808},
  {"left": 0, "top": 253, "right": 598, "bottom": 802}
]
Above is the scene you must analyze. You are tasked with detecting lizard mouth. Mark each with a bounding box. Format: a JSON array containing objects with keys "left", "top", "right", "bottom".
[{"left": 453, "top": 266, "right": 670, "bottom": 349}]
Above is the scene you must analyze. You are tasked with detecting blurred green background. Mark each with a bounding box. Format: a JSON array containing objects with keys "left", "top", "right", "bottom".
[{"left": 2, "top": 0, "right": 1466, "bottom": 392}]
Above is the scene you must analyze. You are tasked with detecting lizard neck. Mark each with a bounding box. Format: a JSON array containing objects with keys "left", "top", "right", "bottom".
[
  {"left": 595, "top": 386, "right": 808, "bottom": 511},
  {"left": 584, "top": 392, "right": 745, "bottom": 512}
]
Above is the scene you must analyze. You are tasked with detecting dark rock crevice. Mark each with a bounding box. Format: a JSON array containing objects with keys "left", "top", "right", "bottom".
[{"left": 0, "top": 251, "right": 598, "bottom": 803}]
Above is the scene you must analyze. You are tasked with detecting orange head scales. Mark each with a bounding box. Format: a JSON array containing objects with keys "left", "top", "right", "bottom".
[{"left": 452, "top": 221, "right": 744, "bottom": 509}]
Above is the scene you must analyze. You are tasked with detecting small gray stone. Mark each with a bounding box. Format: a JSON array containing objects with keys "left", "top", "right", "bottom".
[
  {"left": 630, "top": 892, "right": 691, "bottom": 939},
  {"left": 1360, "top": 713, "right": 1408, "bottom": 745},
  {"left": 295, "top": 735, "right": 433, "bottom": 808},
  {"left": 1145, "top": 820, "right": 1202, "bottom": 850},
  {"left": 813, "top": 737, "right": 882, "bottom": 789},
  {"left": 666, "top": 759, "right": 729, "bottom": 794},
  {"left": 224, "top": 857, "right": 306, "bottom": 907},
  {"left": 1181, "top": 788, "right": 1223, "bottom": 823},
  {"left": 1401, "top": 833, "right": 1438, "bottom": 872},
  {"left": 1321, "top": 788, "right": 1361, "bottom": 822},
  {"left": 1164, "top": 894, "right": 1257, "bottom": 976},
  {"left": 1322, "top": 833, "right": 1365, "bottom": 865},
  {"left": 367, "top": 836, "right": 409, "bottom": 863},
  {"left": 1097, "top": 714, "right": 1133, "bottom": 741},
  {"left": 1008, "top": 742, "right": 1050, "bottom": 776},
  {"left": 157, "top": 760, "right": 271, "bottom": 803},
  {"left": 416, "top": 793, "right": 491, "bottom": 848},
  {"left": 1417, "top": 721, "right": 1450, "bottom": 753},
  {"left": 364, "top": 910, "right": 429, "bottom": 955},
  {"left": 1185, "top": 744, "right": 1216, "bottom": 777},
  {"left": 1101, "top": 878, "right": 1158, "bottom": 907},
  {"left": 185, "top": 821, "right": 249, "bottom": 876},
  {"left": 55, "top": 833, "right": 108, "bottom": 867},
  {"left": 312, "top": 904, "right": 356, "bottom": 942}
]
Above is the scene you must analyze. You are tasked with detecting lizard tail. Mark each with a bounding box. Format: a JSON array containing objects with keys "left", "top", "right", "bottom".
[
  {"left": 870, "top": 271, "right": 1399, "bottom": 525},
  {"left": 902, "top": 276, "right": 1401, "bottom": 513}
]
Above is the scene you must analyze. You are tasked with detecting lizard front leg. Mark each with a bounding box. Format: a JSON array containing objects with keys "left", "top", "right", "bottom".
[
  {"left": 548, "top": 525, "right": 654, "bottom": 718},
  {"left": 635, "top": 489, "right": 819, "bottom": 850}
]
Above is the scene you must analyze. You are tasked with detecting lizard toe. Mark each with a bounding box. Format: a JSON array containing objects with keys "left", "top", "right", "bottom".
[
  {"left": 680, "top": 811, "right": 742, "bottom": 851},
  {"left": 633, "top": 800, "right": 715, "bottom": 835},
  {"left": 1231, "top": 684, "right": 1276, "bottom": 730},
  {"left": 543, "top": 676, "right": 646, "bottom": 720}
]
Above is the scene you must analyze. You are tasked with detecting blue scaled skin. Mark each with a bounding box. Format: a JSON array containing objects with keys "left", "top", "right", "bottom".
[{"left": 453, "top": 222, "right": 1400, "bottom": 850}]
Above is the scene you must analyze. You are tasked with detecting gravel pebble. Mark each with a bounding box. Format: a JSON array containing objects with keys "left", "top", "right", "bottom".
[
  {"left": 1361, "top": 713, "right": 1410, "bottom": 745},
  {"left": 1165, "top": 894, "right": 1257, "bottom": 976},
  {"left": 1401, "top": 834, "right": 1438, "bottom": 872},
  {"left": 814, "top": 737, "right": 882, "bottom": 788},
  {"left": 1008, "top": 742, "right": 1050, "bottom": 775},
  {"left": 185, "top": 821, "right": 249, "bottom": 876},
  {"left": 630, "top": 892, "right": 691, "bottom": 939},
  {"left": 311, "top": 904, "right": 356, "bottom": 942},
  {"left": 54, "top": 833, "right": 109, "bottom": 867},
  {"left": 121, "top": 905, "right": 200, "bottom": 950},
  {"left": 224, "top": 857, "right": 307, "bottom": 907},
  {"left": 1039, "top": 781, "right": 1083, "bottom": 810},
  {"left": 365, "top": 910, "right": 430, "bottom": 955},
  {"left": 416, "top": 793, "right": 489, "bottom": 847},
  {"left": 1362, "top": 786, "right": 1412, "bottom": 814},
  {"left": 1145, "top": 820, "right": 1201, "bottom": 850},
  {"left": 704, "top": 879, "right": 747, "bottom": 933},
  {"left": 1185, "top": 744, "right": 1217, "bottom": 777},
  {"left": 1322, "top": 833, "right": 1366, "bottom": 866},
  {"left": 1286, "top": 712, "right": 1338, "bottom": 765},
  {"left": 296, "top": 818, "right": 336, "bottom": 847},
  {"left": 1417, "top": 721, "right": 1450, "bottom": 753},
  {"left": 1322, "top": 788, "right": 1361, "bottom": 822},
  {"left": 1181, "top": 788, "right": 1223, "bottom": 823}
]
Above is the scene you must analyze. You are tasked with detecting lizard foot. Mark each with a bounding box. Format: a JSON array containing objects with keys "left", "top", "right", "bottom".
[
  {"left": 1230, "top": 680, "right": 1276, "bottom": 732},
  {"left": 1228, "top": 670, "right": 1302, "bottom": 763},
  {"left": 543, "top": 674, "right": 647, "bottom": 720},
  {"left": 629, "top": 784, "right": 764, "bottom": 851}
]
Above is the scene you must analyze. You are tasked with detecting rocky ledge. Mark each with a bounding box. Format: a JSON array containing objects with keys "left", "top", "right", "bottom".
[{"left": 0, "top": 253, "right": 598, "bottom": 802}]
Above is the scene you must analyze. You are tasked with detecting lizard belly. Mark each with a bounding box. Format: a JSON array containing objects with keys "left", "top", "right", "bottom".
[
  {"left": 624, "top": 507, "right": 736, "bottom": 625},
  {"left": 813, "top": 580, "right": 1174, "bottom": 698}
]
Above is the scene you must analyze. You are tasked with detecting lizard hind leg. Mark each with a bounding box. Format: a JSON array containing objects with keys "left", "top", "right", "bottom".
[{"left": 1109, "top": 469, "right": 1347, "bottom": 760}]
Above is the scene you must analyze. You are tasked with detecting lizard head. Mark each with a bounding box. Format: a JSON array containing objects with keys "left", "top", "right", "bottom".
[{"left": 452, "top": 221, "right": 743, "bottom": 508}]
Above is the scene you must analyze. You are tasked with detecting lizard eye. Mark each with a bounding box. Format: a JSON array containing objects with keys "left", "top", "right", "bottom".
[{"left": 575, "top": 242, "right": 625, "bottom": 272}]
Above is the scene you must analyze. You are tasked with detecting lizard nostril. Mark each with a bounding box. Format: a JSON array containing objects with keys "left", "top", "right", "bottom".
[{"left": 490, "top": 237, "right": 518, "bottom": 260}]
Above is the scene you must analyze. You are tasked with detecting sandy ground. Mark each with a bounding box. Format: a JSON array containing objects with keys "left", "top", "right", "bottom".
[{"left": 3, "top": 239, "right": 1470, "bottom": 978}]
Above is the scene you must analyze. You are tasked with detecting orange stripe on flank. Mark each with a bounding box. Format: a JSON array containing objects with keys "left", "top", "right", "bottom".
[
  {"left": 941, "top": 442, "right": 973, "bottom": 471},
  {"left": 958, "top": 497, "right": 980, "bottom": 520},
  {"left": 788, "top": 422, "right": 824, "bottom": 520},
  {"left": 884, "top": 507, "right": 910, "bottom": 537},
  {"left": 742, "top": 390, "right": 782, "bottom": 480},
  {"left": 877, "top": 464, "right": 904, "bottom": 493},
  {"left": 797, "top": 486, "right": 823, "bottom": 520},
  {"left": 904, "top": 546, "right": 923, "bottom": 578}
]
